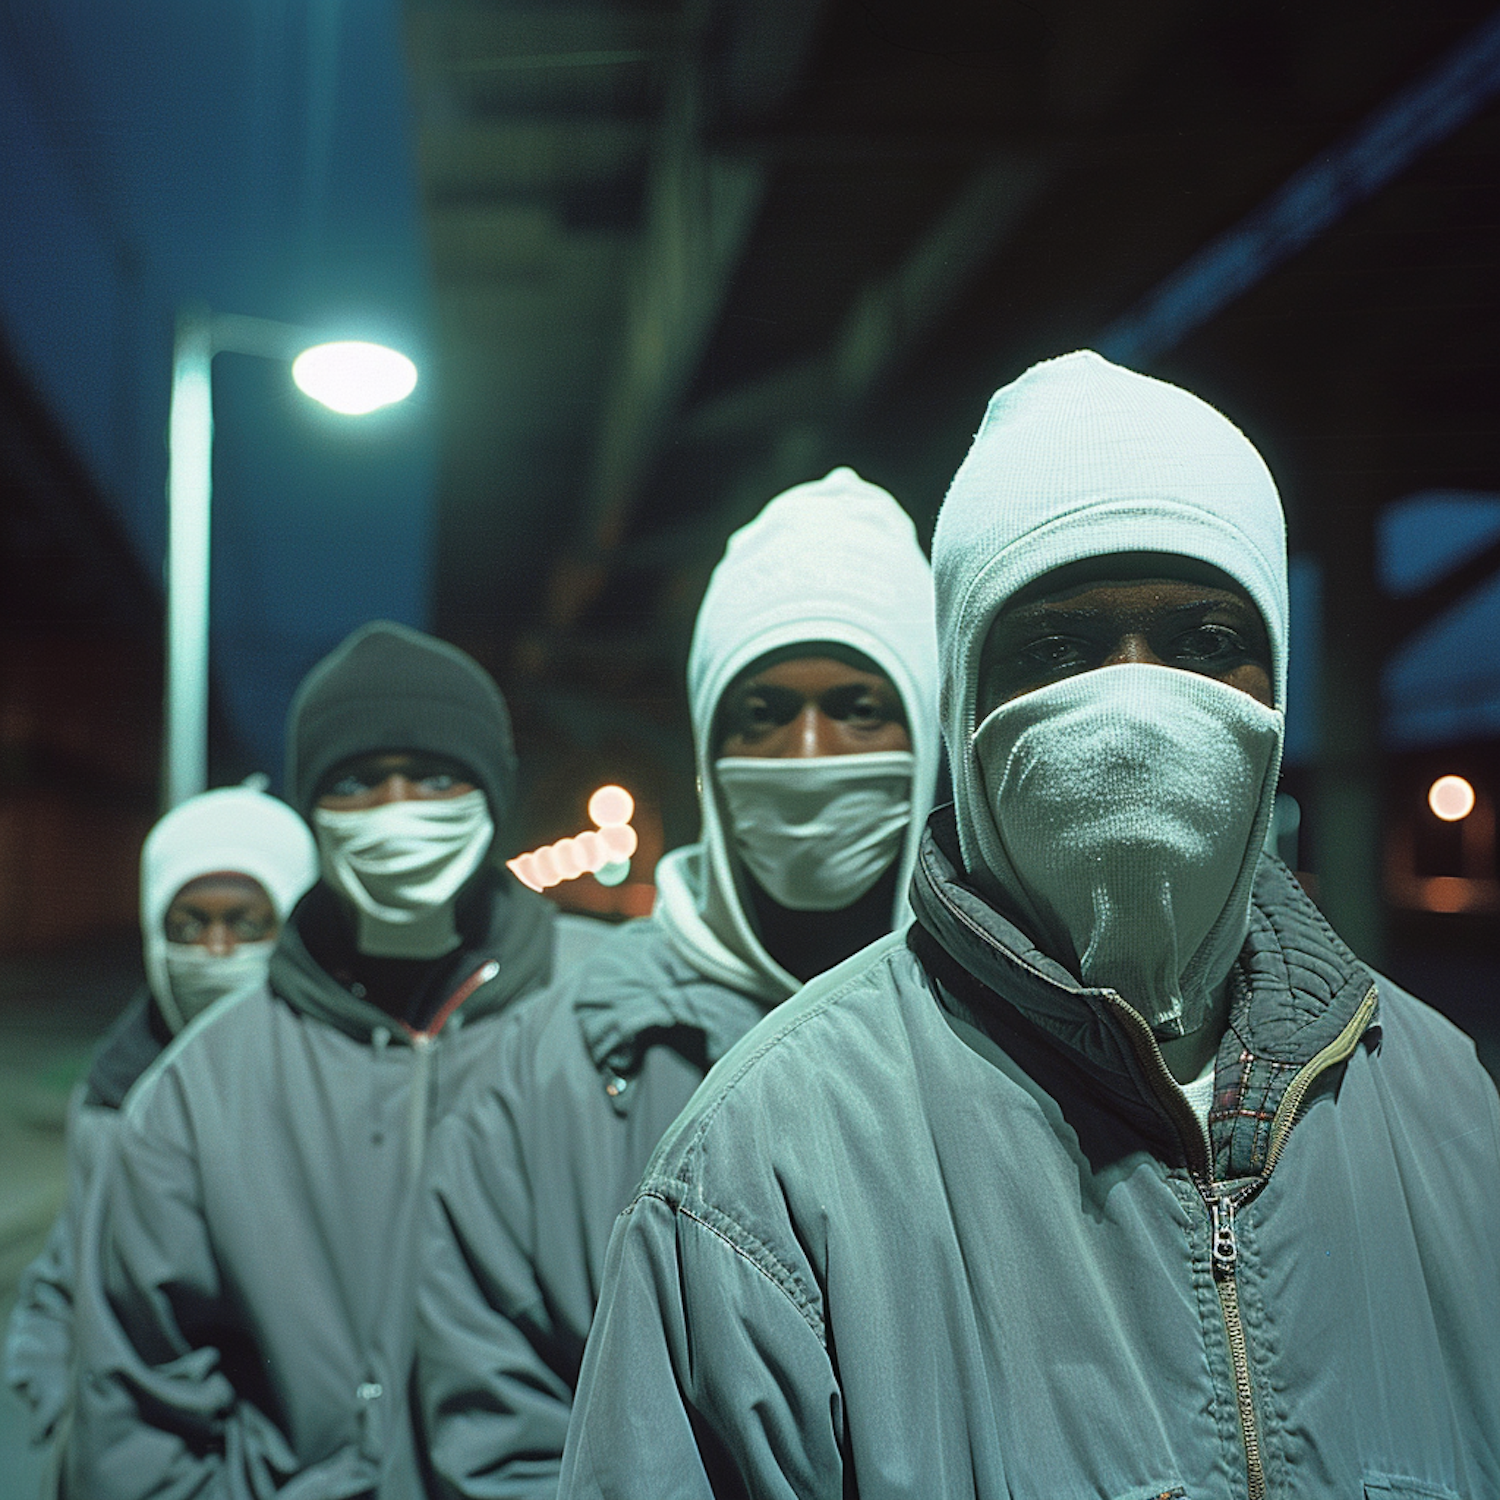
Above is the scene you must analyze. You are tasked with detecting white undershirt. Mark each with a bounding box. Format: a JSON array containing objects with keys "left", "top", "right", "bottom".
[{"left": 1179, "top": 1053, "right": 1217, "bottom": 1128}]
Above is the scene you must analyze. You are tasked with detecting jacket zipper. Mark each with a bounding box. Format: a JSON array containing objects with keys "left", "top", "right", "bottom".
[
  {"left": 919, "top": 867, "right": 1380, "bottom": 1495},
  {"left": 1103, "top": 982, "right": 1377, "bottom": 1500},
  {"left": 400, "top": 959, "right": 501, "bottom": 1177},
  {"left": 1207, "top": 1188, "right": 1264, "bottom": 1499}
]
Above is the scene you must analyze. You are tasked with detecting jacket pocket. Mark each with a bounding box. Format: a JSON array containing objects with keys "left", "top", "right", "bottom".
[{"left": 1364, "top": 1476, "right": 1462, "bottom": 1500}]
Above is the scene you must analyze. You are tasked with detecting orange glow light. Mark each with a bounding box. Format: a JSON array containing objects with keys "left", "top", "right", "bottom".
[
  {"left": 507, "top": 785, "right": 639, "bottom": 893},
  {"left": 1428, "top": 775, "right": 1476, "bottom": 823}
]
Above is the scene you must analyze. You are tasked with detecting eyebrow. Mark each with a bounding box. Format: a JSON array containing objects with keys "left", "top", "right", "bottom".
[{"left": 1003, "top": 593, "right": 1255, "bottom": 629}]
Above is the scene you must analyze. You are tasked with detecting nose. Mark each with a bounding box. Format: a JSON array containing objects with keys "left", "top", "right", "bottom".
[
  {"left": 787, "top": 706, "right": 842, "bottom": 758},
  {"left": 368, "top": 774, "right": 416, "bottom": 805},
  {"left": 1103, "top": 632, "right": 1164, "bottom": 669},
  {"left": 202, "top": 922, "right": 237, "bottom": 958}
]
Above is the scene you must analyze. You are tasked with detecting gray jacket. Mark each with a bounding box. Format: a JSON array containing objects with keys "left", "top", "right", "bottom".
[
  {"left": 416, "top": 915, "right": 771, "bottom": 1498},
  {"left": 64, "top": 877, "right": 561, "bottom": 1500},
  {"left": 558, "top": 810, "right": 1500, "bottom": 1499},
  {"left": 5, "top": 992, "right": 169, "bottom": 1451}
]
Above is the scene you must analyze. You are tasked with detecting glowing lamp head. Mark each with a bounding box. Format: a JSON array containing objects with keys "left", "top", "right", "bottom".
[
  {"left": 291, "top": 341, "right": 417, "bottom": 415},
  {"left": 1428, "top": 775, "right": 1476, "bottom": 822}
]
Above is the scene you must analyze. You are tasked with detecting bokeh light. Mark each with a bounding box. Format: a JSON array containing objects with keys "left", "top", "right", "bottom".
[
  {"left": 1428, "top": 775, "right": 1476, "bottom": 822},
  {"left": 588, "top": 784, "right": 634, "bottom": 828},
  {"left": 507, "top": 784, "right": 640, "bottom": 891},
  {"left": 551, "top": 837, "right": 585, "bottom": 879},
  {"left": 600, "top": 823, "right": 638, "bottom": 861}
]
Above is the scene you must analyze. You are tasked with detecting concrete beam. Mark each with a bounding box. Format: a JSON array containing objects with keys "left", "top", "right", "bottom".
[
  {"left": 543, "top": 0, "right": 831, "bottom": 631},
  {"left": 655, "top": 157, "right": 1049, "bottom": 546}
]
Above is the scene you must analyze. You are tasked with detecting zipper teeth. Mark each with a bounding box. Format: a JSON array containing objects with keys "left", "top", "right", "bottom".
[
  {"left": 1216, "top": 1275, "right": 1266, "bottom": 1500},
  {"left": 1099, "top": 990, "right": 1211, "bottom": 1174},
  {"left": 1262, "top": 982, "right": 1378, "bottom": 1172}
]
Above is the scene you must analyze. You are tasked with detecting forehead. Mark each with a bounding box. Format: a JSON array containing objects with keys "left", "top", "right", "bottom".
[
  {"left": 168, "top": 872, "right": 272, "bottom": 907},
  {"left": 1003, "top": 551, "right": 1251, "bottom": 613},
  {"left": 732, "top": 655, "right": 895, "bottom": 692}
]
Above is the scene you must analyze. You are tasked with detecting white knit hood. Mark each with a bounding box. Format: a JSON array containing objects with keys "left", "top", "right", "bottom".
[
  {"left": 932, "top": 351, "right": 1288, "bottom": 1016},
  {"left": 654, "top": 467, "right": 941, "bottom": 1003},
  {"left": 142, "top": 786, "right": 319, "bottom": 1032}
]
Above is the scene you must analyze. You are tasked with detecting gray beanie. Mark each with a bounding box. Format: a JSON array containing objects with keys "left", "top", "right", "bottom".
[{"left": 285, "top": 621, "right": 517, "bottom": 819}]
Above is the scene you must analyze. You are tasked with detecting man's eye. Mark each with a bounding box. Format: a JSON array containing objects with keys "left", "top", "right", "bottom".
[
  {"left": 420, "top": 773, "right": 457, "bottom": 792},
  {"left": 167, "top": 917, "right": 203, "bottom": 942},
  {"left": 1019, "top": 637, "right": 1086, "bottom": 672},
  {"left": 730, "top": 690, "right": 797, "bottom": 734},
  {"left": 328, "top": 774, "right": 370, "bottom": 798},
  {"left": 1173, "top": 625, "right": 1242, "bottom": 663},
  {"left": 231, "top": 916, "right": 275, "bottom": 941}
]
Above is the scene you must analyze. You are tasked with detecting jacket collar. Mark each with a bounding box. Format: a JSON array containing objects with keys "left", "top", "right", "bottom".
[
  {"left": 269, "top": 870, "right": 555, "bottom": 1043},
  {"left": 910, "top": 804, "right": 1378, "bottom": 1179},
  {"left": 572, "top": 917, "right": 772, "bottom": 1079}
]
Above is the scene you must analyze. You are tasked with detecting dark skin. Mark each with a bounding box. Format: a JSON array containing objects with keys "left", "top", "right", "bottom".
[
  {"left": 164, "top": 874, "right": 278, "bottom": 955},
  {"left": 978, "top": 555, "right": 1273, "bottom": 719},
  {"left": 715, "top": 656, "right": 912, "bottom": 983},
  {"left": 316, "top": 752, "right": 477, "bottom": 810},
  {"left": 716, "top": 657, "right": 913, "bottom": 759},
  {"left": 977, "top": 556, "right": 1275, "bottom": 1082},
  {"left": 313, "top": 750, "right": 485, "bottom": 1022}
]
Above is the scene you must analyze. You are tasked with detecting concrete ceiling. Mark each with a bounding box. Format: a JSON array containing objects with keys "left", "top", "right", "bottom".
[{"left": 403, "top": 0, "right": 1500, "bottom": 693}]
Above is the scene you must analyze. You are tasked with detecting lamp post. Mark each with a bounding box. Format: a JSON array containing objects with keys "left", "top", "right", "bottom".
[{"left": 164, "top": 307, "right": 416, "bottom": 808}]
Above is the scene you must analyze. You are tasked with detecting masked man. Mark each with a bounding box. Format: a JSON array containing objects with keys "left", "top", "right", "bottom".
[
  {"left": 415, "top": 468, "right": 939, "bottom": 1497},
  {"left": 5, "top": 785, "right": 316, "bottom": 1459},
  {"left": 65, "top": 622, "right": 568, "bottom": 1500},
  {"left": 556, "top": 354, "right": 1500, "bottom": 1499}
]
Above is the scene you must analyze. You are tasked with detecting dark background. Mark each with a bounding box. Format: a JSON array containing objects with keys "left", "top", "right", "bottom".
[{"left": 2, "top": 0, "right": 1496, "bottom": 1012}]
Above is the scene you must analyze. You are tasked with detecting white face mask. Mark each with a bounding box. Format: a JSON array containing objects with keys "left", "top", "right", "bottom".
[
  {"left": 162, "top": 940, "right": 276, "bottom": 1030},
  {"left": 970, "top": 665, "right": 1282, "bottom": 1038},
  {"left": 715, "top": 751, "right": 915, "bottom": 912},
  {"left": 312, "top": 790, "right": 494, "bottom": 959}
]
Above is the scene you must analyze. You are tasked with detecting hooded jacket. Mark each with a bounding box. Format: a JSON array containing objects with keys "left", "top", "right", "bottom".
[
  {"left": 557, "top": 832, "right": 1500, "bottom": 1500},
  {"left": 64, "top": 626, "right": 569, "bottom": 1500},
  {"left": 4, "top": 787, "right": 316, "bottom": 1455},
  {"left": 415, "top": 468, "right": 940, "bottom": 1499},
  {"left": 553, "top": 357, "right": 1500, "bottom": 1499},
  {"left": 63, "top": 875, "right": 557, "bottom": 1500}
]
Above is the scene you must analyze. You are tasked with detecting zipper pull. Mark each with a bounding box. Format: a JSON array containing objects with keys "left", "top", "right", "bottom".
[{"left": 1210, "top": 1194, "right": 1238, "bottom": 1277}]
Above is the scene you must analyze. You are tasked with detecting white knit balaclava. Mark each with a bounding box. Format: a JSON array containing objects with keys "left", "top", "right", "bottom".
[
  {"left": 142, "top": 786, "right": 319, "bottom": 1033},
  {"left": 653, "top": 467, "right": 941, "bottom": 1002},
  {"left": 931, "top": 351, "right": 1288, "bottom": 1037}
]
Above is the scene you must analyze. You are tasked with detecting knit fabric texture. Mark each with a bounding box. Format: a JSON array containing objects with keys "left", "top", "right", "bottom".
[
  {"left": 285, "top": 621, "right": 518, "bottom": 820},
  {"left": 140, "top": 786, "right": 319, "bottom": 1027},
  {"left": 931, "top": 349, "right": 1290, "bottom": 881},
  {"left": 652, "top": 466, "right": 941, "bottom": 1001}
]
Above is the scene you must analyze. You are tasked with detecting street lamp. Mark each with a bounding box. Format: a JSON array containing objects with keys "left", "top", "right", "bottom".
[{"left": 165, "top": 308, "right": 417, "bottom": 808}]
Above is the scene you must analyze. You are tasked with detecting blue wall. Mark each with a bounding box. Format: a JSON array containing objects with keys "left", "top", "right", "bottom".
[{"left": 0, "top": 0, "right": 437, "bottom": 783}]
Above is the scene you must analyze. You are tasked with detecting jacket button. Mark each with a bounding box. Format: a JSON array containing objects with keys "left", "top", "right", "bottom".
[{"left": 356, "top": 1382, "right": 383, "bottom": 1401}]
